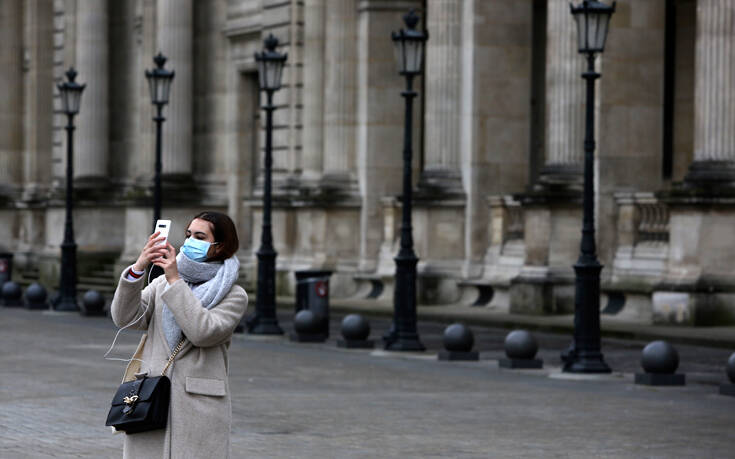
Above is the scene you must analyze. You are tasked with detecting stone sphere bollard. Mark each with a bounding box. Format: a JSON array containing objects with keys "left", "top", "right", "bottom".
[
  {"left": 443, "top": 323, "right": 474, "bottom": 352},
  {"left": 727, "top": 353, "right": 735, "bottom": 384},
  {"left": 721, "top": 353, "right": 735, "bottom": 396},
  {"left": 1, "top": 281, "right": 23, "bottom": 307},
  {"left": 438, "top": 323, "right": 478, "bottom": 361},
  {"left": 337, "top": 314, "right": 374, "bottom": 349},
  {"left": 504, "top": 330, "right": 539, "bottom": 360},
  {"left": 640, "top": 340, "right": 679, "bottom": 374},
  {"left": 635, "top": 340, "right": 685, "bottom": 386},
  {"left": 341, "top": 314, "right": 370, "bottom": 341},
  {"left": 498, "top": 330, "right": 543, "bottom": 369},
  {"left": 80, "top": 290, "right": 106, "bottom": 316},
  {"left": 294, "top": 309, "right": 319, "bottom": 334},
  {"left": 290, "top": 309, "right": 326, "bottom": 343},
  {"left": 24, "top": 283, "right": 48, "bottom": 310}
]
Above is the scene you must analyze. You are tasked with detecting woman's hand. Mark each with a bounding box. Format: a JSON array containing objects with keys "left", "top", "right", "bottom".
[
  {"left": 132, "top": 232, "right": 168, "bottom": 272},
  {"left": 152, "top": 243, "right": 181, "bottom": 285}
]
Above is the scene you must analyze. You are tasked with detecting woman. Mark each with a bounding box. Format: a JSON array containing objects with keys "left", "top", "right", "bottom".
[{"left": 111, "top": 211, "right": 248, "bottom": 459}]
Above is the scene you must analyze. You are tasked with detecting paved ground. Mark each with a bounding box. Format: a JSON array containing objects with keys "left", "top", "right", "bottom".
[{"left": 0, "top": 306, "right": 733, "bottom": 458}]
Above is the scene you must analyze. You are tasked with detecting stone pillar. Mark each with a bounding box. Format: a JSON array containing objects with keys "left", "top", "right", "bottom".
[
  {"left": 322, "top": 0, "right": 358, "bottom": 185},
  {"left": 356, "top": 0, "right": 421, "bottom": 271},
  {"left": 108, "top": 0, "right": 142, "bottom": 186},
  {"left": 132, "top": 0, "right": 156, "bottom": 184},
  {"left": 74, "top": 0, "right": 109, "bottom": 183},
  {"left": 421, "top": 0, "right": 462, "bottom": 192},
  {"left": 157, "top": 0, "right": 193, "bottom": 176},
  {"left": 302, "top": 0, "right": 326, "bottom": 184},
  {"left": 539, "top": 0, "right": 585, "bottom": 186},
  {"left": 461, "top": 0, "right": 533, "bottom": 277},
  {"left": 0, "top": 0, "right": 23, "bottom": 191},
  {"left": 24, "top": 0, "right": 54, "bottom": 200},
  {"left": 686, "top": 0, "right": 735, "bottom": 183}
]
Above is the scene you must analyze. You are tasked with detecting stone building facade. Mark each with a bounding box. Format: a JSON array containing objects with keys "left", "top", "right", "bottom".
[{"left": 1, "top": 0, "right": 734, "bottom": 325}]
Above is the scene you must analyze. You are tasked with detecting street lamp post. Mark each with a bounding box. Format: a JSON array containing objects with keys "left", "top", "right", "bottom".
[
  {"left": 563, "top": 0, "right": 616, "bottom": 373},
  {"left": 384, "top": 10, "right": 428, "bottom": 351},
  {"left": 53, "top": 68, "right": 85, "bottom": 312},
  {"left": 145, "top": 52, "right": 175, "bottom": 228},
  {"left": 248, "top": 34, "right": 287, "bottom": 335}
]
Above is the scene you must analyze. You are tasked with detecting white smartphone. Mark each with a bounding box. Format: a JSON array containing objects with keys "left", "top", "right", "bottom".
[{"left": 154, "top": 219, "right": 171, "bottom": 246}]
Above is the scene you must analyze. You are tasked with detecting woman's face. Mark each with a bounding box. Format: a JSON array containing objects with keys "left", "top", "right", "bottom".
[{"left": 185, "top": 218, "right": 216, "bottom": 243}]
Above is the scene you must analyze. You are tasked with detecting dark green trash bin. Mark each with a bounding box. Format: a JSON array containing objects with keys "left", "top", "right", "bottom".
[
  {"left": 294, "top": 270, "right": 332, "bottom": 338},
  {"left": 0, "top": 252, "right": 13, "bottom": 288}
]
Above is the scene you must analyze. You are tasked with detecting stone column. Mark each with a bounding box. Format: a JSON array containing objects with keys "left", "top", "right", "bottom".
[
  {"left": 686, "top": 0, "right": 735, "bottom": 183},
  {"left": 356, "top": 0, "right": 422, "bottom": 271},
  {"left": 322, "top": 0, "right": 358, "bottom": 185},
  {"left": 23, "top": 0, "right": 54, "bottom": 200},
  {"left": 74, "top": 0, "right": 109, "bottom": 183},
  {"left": 108, "top": 0, "right": 142, "bottom": 186},
  {"left": 157, "top": 0, "right": 193, "bottom": 176},
  {"left": 540, "top": 0, "right": 585, "bottom": 186},
  {"left": 132, "top": 0, "right": 156, "bottom": 184},
  {"left": 0, "top": 0, "right": 23, "bottom": 191},
  {"left": 302, "top": 0, "right": 326, "bottom": 184},
  {"left": 462, "top": 0, "right": 533, "bottom": 277},
  {"left": 422, "top": 0, "right": 462, "bottom": 192}
]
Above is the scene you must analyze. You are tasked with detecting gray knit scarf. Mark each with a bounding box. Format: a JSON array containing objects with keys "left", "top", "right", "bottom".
[{"left": 161, "top": 251, "right": 240, "bottom": 351}]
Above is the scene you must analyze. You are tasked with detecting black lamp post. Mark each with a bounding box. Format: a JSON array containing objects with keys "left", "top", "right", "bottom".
[
  {"left": 145, "top": 52, "right": 174, "bottom": 228},
  {"left": 248, "top": 34, "right": 287, "bottom": 335},
  {"left": 563, "top": 0, "right": 615, "bottom": 373},
  {"left": 384, "top": 10, "right": 428, "bottom": 351},
  {"left": 53, "top": 68, "right": 85, "bottom": 312}
]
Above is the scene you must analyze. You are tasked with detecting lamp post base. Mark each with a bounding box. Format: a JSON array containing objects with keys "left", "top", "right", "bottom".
[
  {"left": 385, "top": 334, "right": 425, "bottom": 352},
  {"left": 52, "top": 295, "right": 78, "bottom": 312},
  {"left": 563, "top": 352, "right": 611, "bottom": 374},
  {"left": 248, "top": 316, "right": 284, "bottom": 335}
]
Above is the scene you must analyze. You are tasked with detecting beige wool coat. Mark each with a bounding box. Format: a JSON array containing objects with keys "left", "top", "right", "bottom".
[{"left": 110, "top": 267, "right": 248, "bottom": 459}]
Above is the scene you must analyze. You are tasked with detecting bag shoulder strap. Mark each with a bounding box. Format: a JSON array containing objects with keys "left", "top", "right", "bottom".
[
  {"left": 160, "top": 339, "right": 186, "bottom": 376},
  {"left": 122, "top": 334, "right": 148, "bottom": 383},
  {"left": 122, "top": 335, "right": 185, "bottom": 381}
]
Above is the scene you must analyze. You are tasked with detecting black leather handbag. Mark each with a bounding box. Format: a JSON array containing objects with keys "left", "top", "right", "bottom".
[{"left": 106, "top": 339, "right": 185, "bottom": 434}]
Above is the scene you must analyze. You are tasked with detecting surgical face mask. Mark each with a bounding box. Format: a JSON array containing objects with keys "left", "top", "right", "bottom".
[{"left": 181, "top": 237, "right": 216, "bottom": 262}]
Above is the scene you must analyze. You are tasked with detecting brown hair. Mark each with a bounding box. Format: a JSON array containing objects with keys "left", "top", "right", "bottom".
[{"left": 188, "top": 211, "right": 239, "bottom": 262}]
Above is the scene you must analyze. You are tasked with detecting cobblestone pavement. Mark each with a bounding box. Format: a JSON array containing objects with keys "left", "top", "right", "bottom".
[{"left": 1, "top": 307, "right": 733, "bottom": 458}]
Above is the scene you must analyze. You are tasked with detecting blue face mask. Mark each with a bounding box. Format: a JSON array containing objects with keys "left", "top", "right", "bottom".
[{"left": 181, "top": 238, "right": 214, "bottom": 262}]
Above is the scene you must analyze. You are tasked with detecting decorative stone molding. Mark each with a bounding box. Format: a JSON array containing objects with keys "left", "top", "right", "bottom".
[
  {"left": 637, "top": 200, "right": 670, "bottom": 244},
  {"left": 612, "top": 192, "right": 669, "bottom": 284},
  {"left": 473, "top": 195, "right": 525, "bottom": 312}
]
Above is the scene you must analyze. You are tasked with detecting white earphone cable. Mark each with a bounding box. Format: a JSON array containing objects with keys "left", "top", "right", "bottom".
[{"left": 102, "top": 267, "right": 157, "bottom": 364}]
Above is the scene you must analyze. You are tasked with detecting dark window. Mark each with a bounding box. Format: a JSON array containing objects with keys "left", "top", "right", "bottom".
[
  {"left": 662, "top": 0, "right": 677, "bottom": 180},
  {"left": 529, "top": 0, "right": 548, "bottom": 186}
]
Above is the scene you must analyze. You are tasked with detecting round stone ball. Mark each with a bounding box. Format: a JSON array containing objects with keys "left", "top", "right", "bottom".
[
  {"left": 443, "top": 323, "right": 474, "bottom": 352},
  {"left": 294, "top": 309, "right": 320, "bottom": 334},
  {"left": 726, "top": 352, "right": 735, "bottom": 384},
  {"left": 504, "top": 330, "right": 538, "bottom": 360},
  {"left": 341, "top": 314, "right": 370, "bottom": 341},
  {"left": 24, "top": 282, "right": 47, "bottom": 303},
  {"left": 641, "top": 340, "right": 679, "bottom": 374},
  {"left": 2, "top": 281, "right": 22, "bottom": 301},
  {"left": 82, "top": 290, "right": 105, "bottom": 313}
]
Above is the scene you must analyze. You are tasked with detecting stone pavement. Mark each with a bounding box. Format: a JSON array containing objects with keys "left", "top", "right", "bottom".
[{"left": 1, "top": 306, "right": 734, "bottom": 458}]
